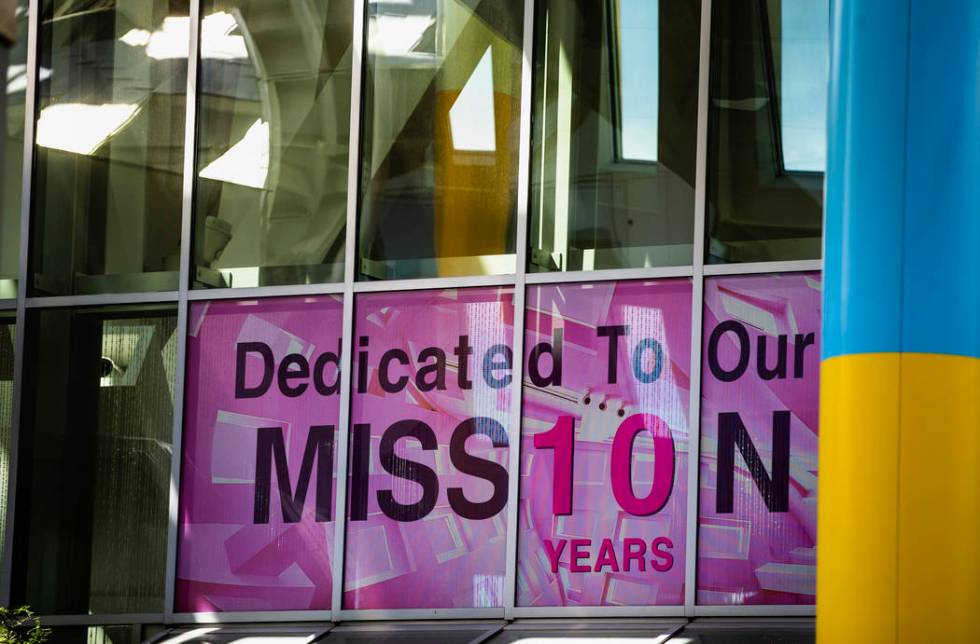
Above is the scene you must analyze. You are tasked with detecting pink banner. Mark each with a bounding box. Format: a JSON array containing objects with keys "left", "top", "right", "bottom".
[
  {"left": 176, "top": 296, "right": 342, "bottom": 612},
  {"left": 517, "top": 280, "right": 692, "bottom": 606},
  {"left": 343, "top": 287, "right": 515, "bottom": 609},
  {"left": 697, "top": 273, "right": 821, "bottom": 605}
]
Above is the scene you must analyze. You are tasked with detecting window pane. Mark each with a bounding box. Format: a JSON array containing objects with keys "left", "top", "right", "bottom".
[
  {"left": 529, "top": 0, "right": 700, "bottom": 273},
  {"left": 344, "top": 287, "right": 514, "bottom": 608},
  {"left": 31, "top": 1, "right": 187, "bottom": 295},
  {"left": 518, "top": 280, "right": 692, "bottom": 606},
  {"left": 193, "top": 2, "right": 354, "bottom": 289},
  {"left": 15, "top": 307, "right": 176, "bottom": 614},
  {"left": 0, "top": 319, "right": 13, "bottom": 559},
  {"left": 177, "top": 295, "right": 342, "bottom": 612},
  {"left": 697, "top": 273, "right": 820, "bottom": 605},
  {"left": 358, "top": 0, "right": 524, "bottom": 280},
  {"left": 0, "top": 1, "right": 28, "bottom": 297},
  {"left": 706, "top": 0, "right": 827, "bottom": 264}
]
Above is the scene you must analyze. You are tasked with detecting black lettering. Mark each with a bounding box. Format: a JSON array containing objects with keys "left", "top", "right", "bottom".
[
  {"left": 482, "top": 344, "right": 513, "bottom": 389},
  {"left": 253, "top": 425, "right": 335, "bottom": 523},
  {"left": 379, "top": 348, "right": 410, "bottom": 393},
  {"left": 597, "top": 325, "right": 628, "bottom": 384},
  {"left": 349, "top": 423, "right": 371, "bottom": 521},
  {"left": 447, "top": 417, "right": 509, "bottom": 520},
  {"left": 757, "top": 335, "right": 788, "bottom": 381},
  {"left": 716, "top": 411, "right": 790, "bottom": 513},
  {"left": 708, "top": 321, "right": 750, "bottom": 382},
  {"left": 377, "top": 420, "right": 439, "bottom": 521},
  {"left": 313, "top": 338, "right": 341, "bottom": 396},
  {"left": 454, "top": 335, "right": 474, "bottom": 390},
  {"left": 794, "top": 333, "right": 816, "bottom": 378},
  {"left": 528, "top": 328, "right": 563, "bottom": 387},
  {"left": 416, "top": 347, "right": 448, "bottom": 391},
  {"left": 356, "top": 336, "right": 370, "bottom": 393},
  {"left": 277, "top": 353, "right": 310, "bottom": 398},
  {"left": 235, "top": 342, "right": 274, "bottom": 398}
]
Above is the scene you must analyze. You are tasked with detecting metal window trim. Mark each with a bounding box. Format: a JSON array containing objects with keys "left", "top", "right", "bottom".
[
  {"left": 163, "top": 0, "right": 201, "bottom": 622},
  {"left": 24, "top": 291, "right": 181, "bottom": 309},
  {"left": 0, "top": 0, "right": 38, "bottom": 607},
  {"left": 329, "top": 0, "right": 366, "bottom": 621},
  {"left": 187, "top": 283, "right": 346, "bottom": 301},
  {"left": 502, "top": 0, "right": 536, "bottom": 621},
  {"left": 703, "top": 259, "right": 823, "bottom": 276},
  {"left": 684, "top": 0, "right": 712, "bottom": 616}
]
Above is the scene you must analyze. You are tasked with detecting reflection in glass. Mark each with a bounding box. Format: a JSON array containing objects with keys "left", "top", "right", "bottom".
[
  {"left": 14, "top": 307, "right": 176, "bottom": 614},
  {"left": 31, "top": 1, "right": 187, "bottom": 295},
  {"left": 0, "top": 320, "right": 13, "bottom": 559},
  {"left": 706, "top": 0, "right": 827, "bottom": 264},
  {"left": 529, "top": 0, "right": 700, "bottom": 273},
  {"left": 193, "top": 1, "right": 354, "bottom": 289},
  {"left": 1, "top": 1, "right": 28, "bottom": 297},
  {"left": 358, "top": 0, "right": 524, "bottom": 280}
]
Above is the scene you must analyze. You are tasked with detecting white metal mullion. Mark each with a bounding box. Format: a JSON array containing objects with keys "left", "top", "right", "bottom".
[
  {"left": 502, "top": 0, "right": 536, "bottom": 621},
  {"left": 0, "top": 0, "right": 39, "bottom": 607},
  {"left": 163, "top": 0, "right": 201, "bottom": 623},
  {"left": 684, "top": 0, "right": 712, "bottom": 617},
  {"left": 330, "top": 0, "right": 366, "bottom": 622},
  {"left": 702, "top": 259, "right": 823, "bottom": 276}
]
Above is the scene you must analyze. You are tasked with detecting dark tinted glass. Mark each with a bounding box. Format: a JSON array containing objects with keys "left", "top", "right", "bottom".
[
  {"left": 193, "top": 1, "right": 354, "bottom": 289},
  {"left": 31, "top": 0, "right": 187, "bottom": 295},
  {"left": 530, "top": 0, "right": 701, "bottom": 272},
  {"left": 0, "top": 319, "right": 13, "bottom": 558},
  {"left": 14, "top": 307, "right": 176, "bottom": 614},
  {"left": 706, "top": 0, "right": 827, "bottom": 263},
  {"left": 358, "top": 0, "right": 524, "bottom": 280}
]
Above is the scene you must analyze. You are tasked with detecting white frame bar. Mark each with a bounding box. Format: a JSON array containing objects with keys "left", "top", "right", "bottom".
[
  {"left": 163, "top": 0, "right": 201, "bottom": 623},
  {"left": 683, "top": 0, "right": 712, "bottom": 617},
  {"left": 0, "top": 0, "right": 38, "bottom": 607},
  {"left": 4, "top": 0, "right": 820, "bottom": 626},
  {"left": 502, "top": 0, "right": 537, "bottom": 621},
  {"left": 329, "top": 0, "right": 366, "bottom": 622}
]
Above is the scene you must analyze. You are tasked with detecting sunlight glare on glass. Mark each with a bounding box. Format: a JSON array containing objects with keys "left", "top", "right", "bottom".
[
  {"left": 450, "top": 47, "right": 496, "bottom": 152},
  {"left": 199, "top": 118, "right": 270, "bottom": 189},
  {"left": 36, "top": 103, "right": 141, "bottom": 155}
]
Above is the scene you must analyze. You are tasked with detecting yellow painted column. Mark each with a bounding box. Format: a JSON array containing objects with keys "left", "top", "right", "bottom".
[{"left": 820, "top": 1, "right": 980, "bottom": 641}]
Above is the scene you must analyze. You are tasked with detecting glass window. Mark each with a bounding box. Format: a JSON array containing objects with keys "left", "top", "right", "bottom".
[
  {"left": 193, "top": 1, "right": 354, "bottom": 289},
  {"left": 706, "top": 0, "right": 828, "bottom": 264},
  {"left": 1, "top": 0, "right": 28, "bottom": 298},
  {"left": 358, "top": 0, "right": 524, "bottom": 280},
  {"left": 0, "top": 318, "right": 13, "bottom": 559},
  {"left": 30, "top": 1, "right": 188, "bottom": 295},
  {"left": 529, "top": 0, "right": 700, "bottom": 273},
  {"left": 14, "top": 306, "right": 176, "bottom": 614}
]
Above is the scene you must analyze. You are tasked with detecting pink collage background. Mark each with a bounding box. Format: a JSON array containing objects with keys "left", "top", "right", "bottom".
[
  {"left": 176, "top": 295, "right": 342, "bottom": 612},
  {"left": 175, "top": 275, "right": 821, "bottom": 613},
  {"left": 697, "top": 273, "right": 821, "bottom": 605},
  {"left": 343, "top": 287, "right": 515, "bottom": 609},
  {"left": 517, "top": 280, "right": 693, "bottom": 606}
]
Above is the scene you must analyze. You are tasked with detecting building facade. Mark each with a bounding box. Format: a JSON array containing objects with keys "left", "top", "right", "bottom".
[{"left": 0, "top": 0, "right": 830, "bottom": 640}]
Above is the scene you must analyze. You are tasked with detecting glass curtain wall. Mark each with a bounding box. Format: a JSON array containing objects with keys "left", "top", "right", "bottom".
[
  {"left": 529, "top": 0, "right": 701, "bottom": 272},
  {"left": 706, "top": 0, "right": 827, "bottom": 263},
  {"left": 29, "top": 0, "right": 188, "bottom": 296},
  {"left": 13, "top": 307, "right": 176, "bottom": 615},
  {"left": 193, "top": 0, "right": 354, "bottom": 289},
  {"left": 0, "top": 0, "right": 28, "bottom": 298},
  {"left": 358, "top": 0, "right": 525, "bottom": 280},
  {"left": 0, "top": 0, "right": 832, "bottom": 624}
]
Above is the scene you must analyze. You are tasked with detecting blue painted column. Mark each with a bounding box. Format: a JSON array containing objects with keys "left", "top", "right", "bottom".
[{"left": 819, "top": 1, "right": 980, "bottom": 641}]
